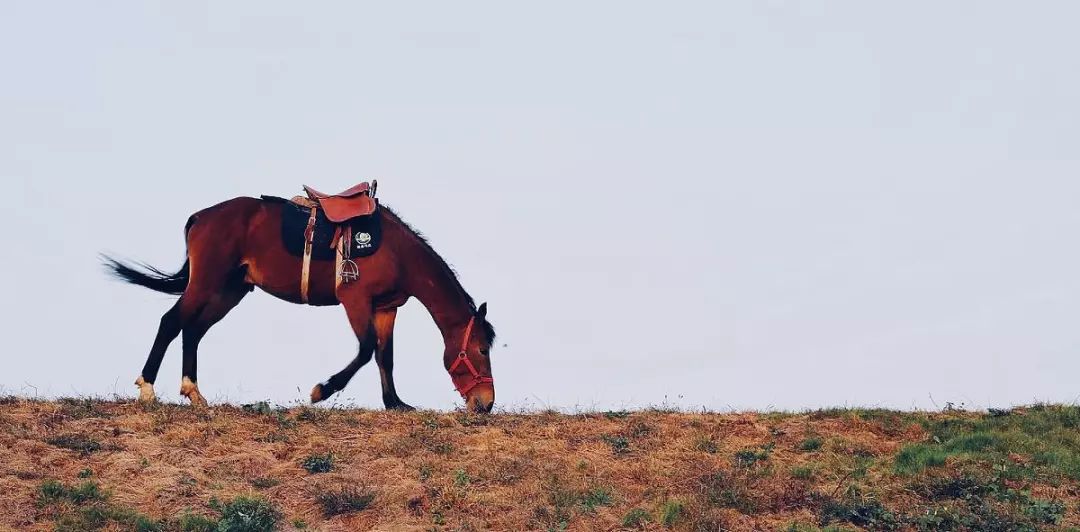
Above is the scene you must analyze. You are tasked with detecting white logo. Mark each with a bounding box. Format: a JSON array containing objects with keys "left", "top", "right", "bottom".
[{"left": 355, "top": 232, "right": 372, "bottom": 246}]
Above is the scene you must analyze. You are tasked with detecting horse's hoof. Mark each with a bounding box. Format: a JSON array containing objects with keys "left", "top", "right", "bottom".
[
  {"left": 135, "top": 377, "right": 156, "bottom": 404},
  {"left": 180, "top": 377, "right": 208, "bottom": 408},
  {"left": 387, "top": 401, "right": 416, "bottom": 412},
  {"left": 310, "top": 384, "right": 325, "bottom": 404},
  {"left": 188, "top": 393, "right": 208, "bottom": 408}
]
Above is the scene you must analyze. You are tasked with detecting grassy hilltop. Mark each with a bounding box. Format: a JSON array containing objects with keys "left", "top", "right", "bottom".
[{"left": 0, "top": 396, "right": 1078, "bottom": 531}]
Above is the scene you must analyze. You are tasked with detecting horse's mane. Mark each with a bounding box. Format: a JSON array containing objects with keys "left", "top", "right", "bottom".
[{"left": 380, "top": 204, "right": 496, "bottom": 345}]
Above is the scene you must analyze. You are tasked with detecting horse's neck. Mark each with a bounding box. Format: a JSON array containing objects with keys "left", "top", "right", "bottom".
[{"left": 394, "top": 226, "right": 473, "bottom": 344}]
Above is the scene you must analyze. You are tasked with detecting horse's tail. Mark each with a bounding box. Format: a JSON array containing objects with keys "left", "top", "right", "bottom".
[
  {"left": 103, "top": 257, "right": 190, "bottom": 295},
  {"left": 101, "top": 215, "right": 196, "bottom": 296}
]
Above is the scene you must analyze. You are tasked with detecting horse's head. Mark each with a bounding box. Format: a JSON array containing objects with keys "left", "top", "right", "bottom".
[{"left": 446, "top": 302, "right": 496, "bottom": 413}]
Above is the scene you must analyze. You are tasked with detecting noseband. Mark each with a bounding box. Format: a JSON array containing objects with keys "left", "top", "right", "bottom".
[{"left": 447, "top": 316, "right": 493, "bottom": 397}]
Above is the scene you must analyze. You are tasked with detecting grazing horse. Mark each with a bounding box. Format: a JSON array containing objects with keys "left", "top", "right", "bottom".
[{"left": 102, "top": 188, "right": 497, "bottom": 412}]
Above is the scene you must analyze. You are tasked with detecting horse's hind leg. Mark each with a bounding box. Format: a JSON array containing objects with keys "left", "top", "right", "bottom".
[
  {"left": 178, "top": 275, "right": 251, "bottom": 407},
  {"left": 135, "top": 301, "right": 184, "bottom": 403}
]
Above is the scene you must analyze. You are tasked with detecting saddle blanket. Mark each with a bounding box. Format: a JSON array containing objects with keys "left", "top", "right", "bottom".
[{"left": 260, "top": 196, "right": 382, "bottom": 261}]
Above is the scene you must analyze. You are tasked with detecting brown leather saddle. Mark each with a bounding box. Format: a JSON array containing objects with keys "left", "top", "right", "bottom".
[
  {"left": 301, "top": 182, "right": 378, "bottom": 222},
  {"left": 290, "top": 180, "right": 379, "bottom": 303}
]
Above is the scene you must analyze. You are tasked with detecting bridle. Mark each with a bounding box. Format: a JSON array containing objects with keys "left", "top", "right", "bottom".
[{"left": 447, "top": 316, "right": 493, "bottom": 397}]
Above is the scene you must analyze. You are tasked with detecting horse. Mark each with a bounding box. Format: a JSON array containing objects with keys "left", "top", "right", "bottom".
[{"left": 102, "top": 186, "right": 497, "bottom": 413}]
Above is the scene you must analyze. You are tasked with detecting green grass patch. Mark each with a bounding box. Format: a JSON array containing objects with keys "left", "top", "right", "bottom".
[
  {"left": 315, "top": 486, "right": 376, "bottom": 517},
  {"left": 659, "top": 499, "right": 685, "bottom": 528},
  {"left": 36, "top": 478, "right": 281, "bottom": 532},
  {"left": 453, "top": 469, "right": 470, "bottom": 487},
  {"left": 622, "top": 508, "right": 652, "bottom": 529},
  {"left": 177, "top": 512, "right": 219, "bottom": 532},
  {"left": 300, "top": 452, "right": 335, "bottom": 474},
  {"left": 894, "top": 444, "right": 949, "bottom": 474},
  {"left": 37, "top": 479, "right": 164, "bottom": 532},
  {"left": 250, "top": 477, "right": 279, "bottom": 490},
  {"left": 38, "top": 479, "right": 106, "bottom": 506},
  {"left": 45, "top": 434, "right": 103, "bottom": 454},
  {"left": 532, "top": 477, "right": 616, "bottom": 529},
  {"left": 893, "top": 404, "right": 1080, "bottom": 480},
  {"left": 818, "top": 491, "right": 899, "bottom": 530},
  {"left": 579, "top": 487, "right": 614, "bottom": 513},
  {"left": 602, "top": 434, "right": 630, "bottom": 455},
  {"left": 694, "top": 434, "right": 719, "bottom": 454},
  {"left": 215, "top": 495, "right": 279, "bottom": 532},
  {"left": 734, "top": 444, "right": 772, "bottom": 467}
]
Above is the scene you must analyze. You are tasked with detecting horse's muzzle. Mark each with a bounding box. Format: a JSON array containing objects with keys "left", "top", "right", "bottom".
[{"left": 467, "top": 387, "right": 495, "bottom": 413}]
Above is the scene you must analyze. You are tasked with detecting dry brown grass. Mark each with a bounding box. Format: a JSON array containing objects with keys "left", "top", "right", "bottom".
[{"left": 0, "top": 399, "right": 1078, "bottom": 531}]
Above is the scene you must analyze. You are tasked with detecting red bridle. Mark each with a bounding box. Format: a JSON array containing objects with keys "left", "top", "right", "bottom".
[{"left": 447, "top": 316, "right": 493, "bottom": 397}]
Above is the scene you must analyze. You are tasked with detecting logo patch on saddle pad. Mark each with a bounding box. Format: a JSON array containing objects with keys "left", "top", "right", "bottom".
[{"left": 355, "top": 232, "right": 373, "bottom": 247}]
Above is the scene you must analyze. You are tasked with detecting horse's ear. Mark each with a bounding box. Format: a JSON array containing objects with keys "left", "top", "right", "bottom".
[{"left": 477, "top": 302, "right": 488, "bottom": 319}]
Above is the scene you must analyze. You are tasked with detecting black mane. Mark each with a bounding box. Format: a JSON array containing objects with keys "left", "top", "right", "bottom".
[{"left": 381, "top": 204, "right": 496, "bottom": 345}]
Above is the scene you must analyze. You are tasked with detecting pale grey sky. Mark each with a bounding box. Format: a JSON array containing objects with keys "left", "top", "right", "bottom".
[{"left": 2, "top": 2, "right": 1078, "bottom": 412}]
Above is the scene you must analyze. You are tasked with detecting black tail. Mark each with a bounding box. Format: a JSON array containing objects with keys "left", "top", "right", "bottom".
[
  {"left": 102, "top": 256, "right": 190, "bottom": 295},
  {"left": 101, "top": 214, "right": 196, "bottom": 296}
]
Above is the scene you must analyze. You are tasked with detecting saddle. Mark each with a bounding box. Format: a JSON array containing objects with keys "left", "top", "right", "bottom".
[
  {"left": 301, "top": 182, "right": 378, "bottom": 222},
  {"left": 288, "top": 180, "right": 380, "bottom": 303}
]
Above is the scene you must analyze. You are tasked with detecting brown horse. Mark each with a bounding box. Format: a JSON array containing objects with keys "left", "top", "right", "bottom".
[{"left": 103, "top": 190, "right": 497, "bottom": 412}]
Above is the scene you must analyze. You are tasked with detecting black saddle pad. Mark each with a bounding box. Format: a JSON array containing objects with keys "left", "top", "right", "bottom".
[{"left": 261, "top": 196, "right": 382, "bottom": 261}]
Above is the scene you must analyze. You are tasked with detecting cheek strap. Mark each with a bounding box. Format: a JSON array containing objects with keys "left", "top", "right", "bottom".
[{"left": 447, "top": 316, "right": 493, "bottom": 396}]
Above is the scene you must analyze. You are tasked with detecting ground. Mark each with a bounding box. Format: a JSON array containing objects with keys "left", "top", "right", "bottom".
[{"left": 0, "top": 396, "right": 1078, "bottom": 531}]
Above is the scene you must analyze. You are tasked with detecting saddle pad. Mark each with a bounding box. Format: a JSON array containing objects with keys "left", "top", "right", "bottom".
[{"left": 261, "top": 196, "right": 382, "bottom": 261}]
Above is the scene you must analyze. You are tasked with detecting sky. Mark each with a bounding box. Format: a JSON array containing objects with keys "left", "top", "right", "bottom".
[{"left": 2, "top": 2, "right": 1078, "bottom": 413}]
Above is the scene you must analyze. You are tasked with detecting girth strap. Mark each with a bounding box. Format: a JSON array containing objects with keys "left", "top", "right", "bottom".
[{"left": 300, "top": 206, "right": 318, "bottom": 304}]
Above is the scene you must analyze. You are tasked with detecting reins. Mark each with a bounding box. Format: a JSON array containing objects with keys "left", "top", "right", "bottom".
[{"left": 447, "top": 315, "right": 493, "bottom": 397}]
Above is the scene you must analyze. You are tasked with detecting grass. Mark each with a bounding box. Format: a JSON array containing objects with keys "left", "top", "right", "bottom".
[
  {"left": 36, "top": 476, "right": 280, "bottom": 532},
  {"left": 315, "top": 486, "right": 376, "bottom": 517},
  {"left": 177, "top": 512, "right": 219, "bottom": 532},
  {"left": 46, "top": 433, "right": 103, "bottom": 454},
  {"left": 622, "top": 507, "right": 651, "bottom": 528},
  {"left": 694, "top": 434, "right": 719, "bottom": 454},
  {"left": 818, "top": 490, "right": 899, "bottom": 530},
  {"left": 734, "top": 444, "right": 772, "bottom": 467},
  {"left": 5, "top": 398, "right": 1080, "bottom": 531},
  {"left": 798, "top": 437, "right": 823, "bottom": 452},
  {"left": 38, "top": 479, "right": 107, "bottom": 505},
  {"left": 601, "top": 434, "right": 631, "bottom": 455},
  {"left": 300, "top": 452, "right": 335, "bottom": 474},
  {"left": 250, "top": 477, "right": 279, "bottom": 489},
  {"left": 659, "top": 499, "right": 685, "bottom": 528},
  {"left": 894, "top": 404, "right": 1080, "bottom": 480},
  {"left": 36, "top": 479, "right": 164, "bottom": 531},
  {"left": 214, "top": 495, "right": 279, "bottom": 532},
  {"left": 59, "top": 398, "right": 112, "bottom": 419},
  {"left": 579, "top": 487, "right": 614, "bottom": 513}
]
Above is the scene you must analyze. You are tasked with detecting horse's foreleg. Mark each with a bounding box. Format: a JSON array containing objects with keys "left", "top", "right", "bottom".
[
  {"left": 310, "top": 336, "right": 374, "bottom": 403},
  {"left": 373, "top": 309, "right": 412, "bottom": 411},
  {"left": 310, "top": 300, "right": 375, "bottom": 403}
]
